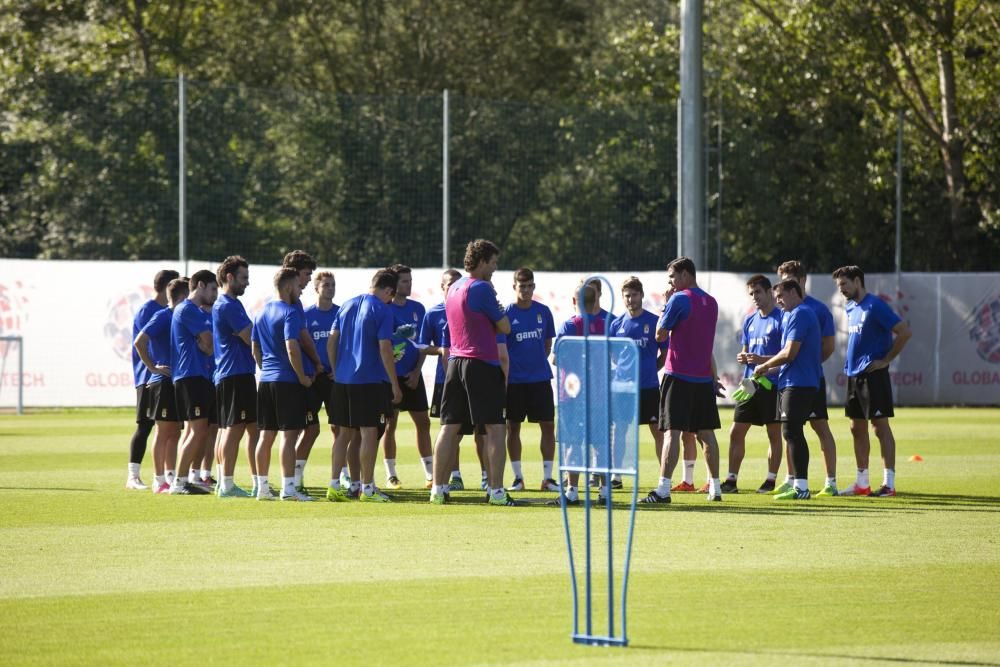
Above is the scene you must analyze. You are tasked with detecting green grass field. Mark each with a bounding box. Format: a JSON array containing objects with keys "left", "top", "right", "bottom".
[{"left": 1, "top": 408, "right": 999, "bottom": 666}]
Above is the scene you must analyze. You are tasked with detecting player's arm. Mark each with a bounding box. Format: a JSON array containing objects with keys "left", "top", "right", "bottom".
[
  {"left": 298, "top": 328, "right": 323, "bottom": 373},
  {"left": 134, "top": 332, "right": 170, "bottom": 377},
  {"left": 379, "top": 339, "right": 403, "bottom": 404},
  {"left": 498, "top": 342, "right": 509, "bottom": 386},
  {"left": 252, "top": 341, "right": 263, "bottom": 369},
  {"left": 326, "top": 330, "right": 339, "bottom": 382},
  {"left": 655, "top": 293, "right": 688, "bottom": 342},
  {"left": 286, "top": 339, "right": 312, "bottom": 387},
  {"left": 868, "top": 320, "right": 912, "bottom": 372},
  {"left": 196, "top": 330, "right": 213, "bottom": 357},
  {"left": 753, "top": 340, "right": 801, "bottom": 377},
  {"left": 235, "top": 325, "right": 252, "bottom": 348},
  {"left": 494, "top": 315, "right": 511, "bottom": 335},
  {"left": 820, "top": 335, "right": 835, "bottom": 362},
  {"left": 405, "top": 348, "right": 429, "bottom": 388}
]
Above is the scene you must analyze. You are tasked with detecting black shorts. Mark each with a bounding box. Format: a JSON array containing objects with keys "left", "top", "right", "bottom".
[
  {"left": 395, "top": 375, "right": 429, "bottom": 413},
  {"left": 332, "top": 382, "right": 391, "bottom": 429},
  {"left": 431, "top": 382, "right": 475, "bottom": 435},
  {"left": 135, "top": 385, "right": 154, "bottom": 425},
  {"left": 733, "top": 379, "right": 779, "bottom": 426},
  {"left": 845, "top": 367, "right": 895, "bottom": 420},
  {"left": 175, "top": 376, "right": 215, "bottom": 422},
  {"left": 257, "top": 381, "right": 308, "bottom": 431},
  {"left": 506, "top": 381, "right": 555, "bottom": 423},
  {"left": 441, "top": 358, "right": 506, "bottom": 426},
  {"left": 778, "top": 386, "right": 817, "bottom": 425},
  {"left": 216, "top": 374, "right": 257, "bottom": 427},
  {"left": 639, "top": 387, "right": 659, "bottom": 424},
  {"left": 806, "top": 376, "right": 830, "bottom": 420},
  {"left": 147, "top": 381, "right": 180, "bottom": 423},
  {"left": 306, "top": 373, "right": 333, "bottom": 425},
  {"left": 657, "top": 375, "right": 721, "bottom": 432}
]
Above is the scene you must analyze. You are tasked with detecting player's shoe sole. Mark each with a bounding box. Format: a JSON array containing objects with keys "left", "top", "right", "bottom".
[
  {"left": 125, "top": 477, "right": 149, "bottom": 491},
  {"left": 641, "top": 490, "right": 671, "bottom": 504},
  {"left": 385, "top": 476, "right": 403, "bottom": 490},
  {"left": 720, "top": 480, "right": 739, "bottom": 494},
  {"left": 360, "top": 490, "right": 392, "bottom": 503},
  {"left": 756, "top": 480, "right": 776, "bottom": 494},
  {"left": 670, "top": 482, "right": 696, "bottom": 493},
  {"left": 540, "top": 478, "right": 561, "bottom": 492},
  {"left": 448, "top": 477, "right": 465, "bottom": 491},
  {"left": 772, "top": 482, "right": 794, "bottom": 495},
  {"left": 488, "top": 492, "right": 518, "bottom": 507},
  {"left": 169, "top": 482, "right": 210, "bottom": 496},
  {"left": 217, "top": 485, "right": 252, "bottom": 498},
  {"left": 815, "top": 484, "right": 838, "bottom": 497},
  {"left": 508, "top": 478, "right": 526, "bottom": 492},
  {"left": 774, "top": 488, "right": 811, "bottom": 500},
  {"left": 870, "top": 485, "right": 896, "bottom": 497},
  {"left": 840, "top": 484, "right": 872, "bottom": 497},
  {"left": 326, "top": 486, "right": 349, "bottom": 502}
]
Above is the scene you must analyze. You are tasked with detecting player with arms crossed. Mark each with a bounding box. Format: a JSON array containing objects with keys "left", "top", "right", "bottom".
[
  {"left": 212, "top": 256, "right": 256, "bottom": 498},
  {"left": 504, "top": 268, "right": 559, "bottom": 493},
  {"left": 127, "top": 268, "right": 179, "bottom": 490},
  {"left": 752, "top": 279, "right": 823, "bottom": 500},
  {"left": 833, "top": 265, "right": 912, "bottom": 497},
  {"left": 325, "top": 269, "right": 403, "bottom": 503},
  {"left": 724, "top": 274, "right": 785, "bottom": 494},
  {"left": 252, "top": 268, "right": 314, "bottom": 501},
  {"left": 429, "top": 239, "right": 513, "bottom": 506},
  {"left": 644, "top": 257, "right": 724, "bottom": 504}
]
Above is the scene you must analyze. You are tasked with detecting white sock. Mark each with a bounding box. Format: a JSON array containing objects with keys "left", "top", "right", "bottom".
[
  {"left": 543, "top": 460, "right": 553, "bottom": 480},
  {"left": 363, "top": 483, "right": 375, "bottom": 497},
  {"left": 329, "top": 477, "right": 341, "bottom": 490},
  {"left": 188, "top": 470, "right": 198, "bottom": 483},
  {"left": 340, "top": 466, "right": 350, "bottom": 480},
  {"left": 794, "top": 478, "right": 809, "bottom": 492},
  {"left": 491, "top": 487, "right": 506, "bottom": 499},
  {"left": 825, "top": 476, "right": 837, "bottom": 488},
  {"left": 598, "top": 485, "right": 608, "bottom": 499},
  {"left": 216, "top": 464, "right": 224, "bottom": 483},
  {"left": 511, "top": 460, "right": 523, "bottom": 478},
  {"left": 857, "top": 468, "right": 870, "bottom": 488},
  {"left": 350, "top": 480, "right": 362, "bottom": 493},
  {"left": 251, "top": 475, "right": 259, "bottom": 489},
  {"left": 682, "top": 461, "right": 695, "bottom": 485},
  {"left": 481, "top": 469, "right": 488, "bottom": 480},
  {"left": 784, "top": 474, "right": 794, "bottom": 485},
  {"left": 222, "top": 476, "right": 235, "bottom": 492},
  {"left": 258, "top": 475, "right": 269, "bottom": 494},
  {"left": 153, "top": 475, "right": 165, "bottom": 486},
  {"left": 612, "top": 473, "right": 622, "bottom": 483},
  {"left": 127, "top": 462, "right": 141, "bottom": 477},
  {"left": 450, "top": 470, "right": 462, "bottom": 479},
  {"left": 165, "top": 469, "right": 176, "bottom": 484},
  {"left": 294, "top": 460, "right": 306, "bottom": 485},
  {"left": 200, "top": 468, "right": 211, "bottom": 481},
  {"left": 766, "top": 471, "right": 777, "bottom": 481},
  {"left": 420, "top": 456, "right": 433, "bottom": 479},
  {"left": 171, "top": 475, "right": 186, "bottom": 490},
  {"left": 565, "top": 486, "right": 579, "bottom": 502},
  {"left": 435, "top": 484, "right": 449, "bottom": 497},
  {"left": 656, "top": 477, "right": 671, "bottom": 496},
  {"left": 884, "top": 469, "right": 895, "bottom": 488},
  {"left": 385, "top": 459, "right": 397, "bottom": 478},
  {"left": 709, "top": 478, "right": 721, "bottom": 496},
  {"left": 282, "top": 477, "right": 295, "bottom": 495},
  {"left": 726, "top": 472, "right": 737, "bottom": 481}
]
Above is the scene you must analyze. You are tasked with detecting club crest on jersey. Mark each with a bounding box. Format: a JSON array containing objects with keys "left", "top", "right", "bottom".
[
  {"left": 537, "top": 314, "right": 543, "bottom": 323},
  {"left": 240, "top": 410, "right": 246, "bottom": 420},
  {"left": 195, "top": 406, "right": 201, "bottom": 417},
  {"left": 413, "top": 312, "right": 418, "bottom": 321},
  {"left": 643, "top": 324, "right": 650, "bottom": 334},
  {"left": 161, "top": 408, "right": 167, "bottom": 419}
]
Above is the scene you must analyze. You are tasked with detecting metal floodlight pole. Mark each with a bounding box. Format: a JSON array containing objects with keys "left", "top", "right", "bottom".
[
  {"left": 178, "top": 72, "right": 188, "bottom": 276},
  {"left": 679, "top": 0, "right": 705, "bottom": 268},
  {"left": 895, "top": 108, "right": 904, "bottom": 278},
  {"left": 442, "top": 89, "right": 450, "bottom": 269}
]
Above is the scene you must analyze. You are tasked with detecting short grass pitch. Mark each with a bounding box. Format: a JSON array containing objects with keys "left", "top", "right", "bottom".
[{"left": 1, "top": 407, "right": 999, "bottom": 665}]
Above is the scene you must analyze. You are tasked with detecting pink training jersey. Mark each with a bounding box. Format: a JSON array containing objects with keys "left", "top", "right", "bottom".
[
  {"left": 664, "top": 287, "right": 718, "bottom": 380},
  {"left": 446, "top": 277, "right": 503, "bottom": 363}
]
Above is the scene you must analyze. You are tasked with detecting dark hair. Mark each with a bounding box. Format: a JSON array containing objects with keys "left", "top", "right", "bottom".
[
  {"left": 442, "top": 268, "right": 461, "bottom": 283},
  {"left": 746, "top": 274, "right": 772, "bottom": 291},
  {"left": 166, "top": 278, "right": 189, "bottom": 304},
  {"left": 776, "top": 260, "right": 806, "bottom": 280},
  {"left": 216, "top": 255, "right": 248, "bottom": 286},
  {"left": 371, "top": 269, "right": 400, "bottom": 291},
  {"left": 463, "top": 239, "right": 500, "bottom": 272},
  {"left": 153, "top": 269, "right": 180, "bottom": 293},
  {"left": 274, "top": 267, "right": 299, "bottom": 290},
  {"left": 621, "top": 276, "right": 644, "bottom": 295},
  {"left": 586, "top": 278, "right": 603, "bottom": 295},
  {"left": 832, "top": 265, "right": 865, "bottom": 286},
  {"left": 774, "top": 278, "right": 803, "bottom": 299},
  {"left": 190, "top": 269, "right": 217, "bottom": 290},
  {"left": 579, "top": 284, "right": 598, "bottom": 310},
  {"left": 387, "top": 263, "right": 411, "bottom": 275},
  {"left": 282, "top": 250, "right": 317, "bottom": 272},
  {"left": 668, "top": 256, "right": 697, "bottom": 277},
  {"left": 514, "top": 267, "right": 535, "bottom": 283}
]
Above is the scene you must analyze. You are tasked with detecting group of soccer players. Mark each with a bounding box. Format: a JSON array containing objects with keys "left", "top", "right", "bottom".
[{"left": 125, "top": 241, "right": 911, "bottom": 505}]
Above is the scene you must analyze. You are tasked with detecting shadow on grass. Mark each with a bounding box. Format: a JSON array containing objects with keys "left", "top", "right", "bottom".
[
  {"left": 0, "top": 486, "right": 95, "bottom": 492},
  {"left": 625, "top": 645, "right": 999, "bottom": 666}
]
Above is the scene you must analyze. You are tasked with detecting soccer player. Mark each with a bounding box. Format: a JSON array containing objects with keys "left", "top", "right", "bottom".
[
  {"left": 297, "top": 271, "right": 340, "bottom": 492},
  {"left": 752, "top": 279, "right": 823, "bottom": 500},
  {"left": 643, "top": 257, "right": 723, "bottom": 504},
  {"left": 169, "top": 270, "right": 218, "bottom": 495},
  {"left": 325, "top": 269, "right": 402, "bottom": 503},
  {"left": 776, "top": 260, "right": 839, "bottom": 496},
  {"left": 381, "top": 264, "right": 434, "bottom": 490},
  {"left": 833, "top": 265, "right": 912, "bottom": 497},
  {"left": 420, "top": 269, "right": 489, "bottom": 490},
  {"left": 134, "top": 277, "right": 187, "bottom": 493},
  {"left": 724, "top": 274, "right": 784, "bottom": 494},
  {"left": 212, "top": 255, "right": 256, "bottom": 498},
  {"left": 127, "top": 268, "right": 179, "bottom": 490},
  {"left": 504, "top": 268, "right": 559, "bottom": 492},
  {"left": 429, "top": 239, "right": 513, "bottom": 506},
  {"left": 550, "top": 282, "right": 606, "bottom": 506},
  {"left": 252, "top": 268, "right": 314, "bottom": 501}
]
